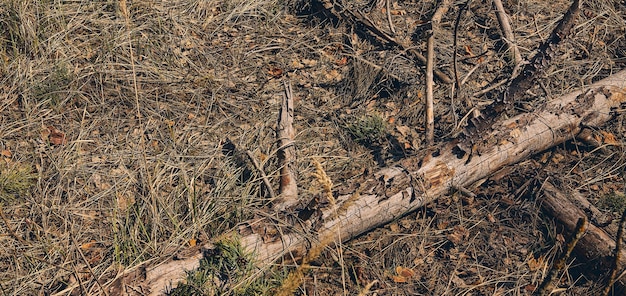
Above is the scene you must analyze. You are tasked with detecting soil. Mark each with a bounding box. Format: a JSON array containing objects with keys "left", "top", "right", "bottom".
[{"left": 1, "top": 0, "right": 625, "bottom": 295}]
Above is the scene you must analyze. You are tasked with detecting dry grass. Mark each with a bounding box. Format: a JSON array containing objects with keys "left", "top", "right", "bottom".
[{"left": 0, "top": 0, "right": 625, "bottom": 295}]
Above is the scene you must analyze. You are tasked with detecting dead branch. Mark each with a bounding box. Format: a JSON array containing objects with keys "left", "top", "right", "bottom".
[
  {"left": 276, "top": 80, "right": 298, "bottom": 211},
  {"left": 124, "top": 71, "right": 626, "bottom": 295},
  {"left": 426, "top": 32, "right": 435, "bottom": 145},
  {"left": 425, "top": 0, "right": 452, "bottom": 145},
  {"left": 504, "top": 0, "right": 580, "bottom": 104},
  {"left": 385, "top": 0, "right": 395, "bottom": 35},
  {"left": 492, "top": 0, "right": 522, "bottom": 68}
]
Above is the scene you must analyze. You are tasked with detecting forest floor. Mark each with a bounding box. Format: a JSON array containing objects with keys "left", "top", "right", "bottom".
[{"left": 1, "top": 0, "right": 626, "bottom": 295}]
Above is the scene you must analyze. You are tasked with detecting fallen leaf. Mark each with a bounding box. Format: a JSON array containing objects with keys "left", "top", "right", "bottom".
[
  {"left": 601, "top": 131, "right": 618, "bottom": 145},
  {"left": 189, "top": 238, "right": 197, "bottom": 247},
  {"left": 47, "top": 126, "right": 67, "bottom": 145},
  {"left": 392, "top": 266, "right": 415, "bottom": 283},
  {"left": 447, "top": 225, "right": 469, "bottom": 244},
  {"left": 527, "top": 255, "right": 545, "bottom": 271},
  {"left": 335, "top": 56, "right": 348, "bottom": 66},
  {"left": 396, "top": 266, "right": 415, "bottom": 278},
  {"left": 392, "top": 275, "right": 408, "bottom": 283},
  {"left": 390, "top": 9, "right": 406, "bottom": 15},
  {"left": 268, "top": 67, "right": 283, "bottom": 78},
  {"left": 80, "top": 241, "right": 97, "bottom": 250},
  {"left": 1, "top": 150, "right": 11, "bottom": 158}
]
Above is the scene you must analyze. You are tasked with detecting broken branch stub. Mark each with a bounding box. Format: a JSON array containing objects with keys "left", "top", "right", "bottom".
[{"left": 275, "top": 81, "right": 298, "bottom": 211}]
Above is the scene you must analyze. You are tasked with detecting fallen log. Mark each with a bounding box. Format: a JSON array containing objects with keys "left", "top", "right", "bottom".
[
  {"left": 113, "top": 70, "right": 626, "bottom": 295},
  {"left": 539, "top": 181, "right": 626, "bottom": 291}
]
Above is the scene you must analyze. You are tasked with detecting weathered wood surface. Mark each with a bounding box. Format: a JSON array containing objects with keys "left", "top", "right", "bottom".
[
  {"left": 540, "top": 181, "right": 626, "bottom": 290},
  {"left": 115, "top": 70, "right": 626, "bottom": 295}
]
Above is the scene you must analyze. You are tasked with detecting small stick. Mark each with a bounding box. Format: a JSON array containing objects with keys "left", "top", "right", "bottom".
[
  {"left": 452, "top": 0, "right": 472, "bottom": 125},
  {"left": 534, "top": 217, "right": 587, "bottom": 296},
  {"left": 245, "top": 150, "right": 277, "bottom": 200},
  {"left": 492, "top": 0, "right": 522, "bottom": 68},
  {"left": 351, "top": 54, "right": 403, "bottom": 82},
  {"left": 602, "top": 208, "right": 626, "bottom": 296},
  {"left": 425, "top": 0, "right": 452, "bottom": 145},
  {"left": 426, "top": 32, "right": 435, "bottom": 145}
]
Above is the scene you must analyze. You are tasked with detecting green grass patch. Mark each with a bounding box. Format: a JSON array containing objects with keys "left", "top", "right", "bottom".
[
  {"left": 0, "top": 162, "right": 36, "bottom": 203},
  {"left": 345, "top": 114, "right": 387, "bottom": 146},
  {"left": 597, "top": 191, "right": 626, "bottom": 214}
]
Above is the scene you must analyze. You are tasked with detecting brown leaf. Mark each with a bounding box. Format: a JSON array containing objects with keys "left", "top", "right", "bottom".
[
  {"left": 80, "top": 241, "right": 97, "bottom": 251},
  {"left": 268, "top": 67, "right": 283, "bottom": 78},
  {"left": 392, "top": 275, "right": 407, "bottom": 283},
  {"left": 527, "top": 255, "right": 545, "bottom": 271},
  {"left": 601, "top": 131, "right": 618, "bottom": 145},
  {"left": 1, "top": 150, "right": 11, "bottom": 158},
  {"left": 47, "top": 126, "right": 67, "bottom": 145},
  {"left": 447, "top": 225, "right": 469, "bottom": 245},
  {"left": 396, "top": 266, "right": 415, "bottom": 278},
  {"left": 335, "top": 56, "right": 348, "bottom": 66}
]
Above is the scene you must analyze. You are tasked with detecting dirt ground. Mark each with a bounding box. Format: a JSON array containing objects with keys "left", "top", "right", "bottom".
[{"left": 1, "top": 0, "right": 626, "bottom": 295}]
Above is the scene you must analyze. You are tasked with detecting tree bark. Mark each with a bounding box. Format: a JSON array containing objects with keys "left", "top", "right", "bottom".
[{"left": 115, "top": 70, "right": 626, "bottom": 295}]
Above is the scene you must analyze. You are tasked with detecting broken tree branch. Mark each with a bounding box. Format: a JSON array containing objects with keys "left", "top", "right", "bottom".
[
  {"left": 603, "top": 208, "right": 626, "bottom": 296},
  {"left": 492, "top": 0, "right": 522, "bottom": 68},
  {"left": 504, "top": 0, "right": 580, "bottom": 104},
  {"left": 124, "top": 71, "right": 626, "bottom": 295},
  {"left": 276, "top": 80, "right": 298, "bottom": 211},
  {"left": 246, "top": 150, "right": 277, "bottom": 200},
  {"left": 425, "top": 0, "right": 452, "bottom": 145}
]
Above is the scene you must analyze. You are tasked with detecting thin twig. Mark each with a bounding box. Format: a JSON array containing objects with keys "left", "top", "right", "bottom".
[
  {"left": 471, "top": 77, "right": 508, "bottom": 98},
  {"left": 534, "top": 217, "right": 587, "bottom": 296},
  {"left": 452, "top": 0, "right": 472, "bottom": 126},
  {"left": 350, "top": 54, "right": 403, "bottom": 82},
  {"left": 425, "top": 0, "right": 452, "bottom": 145},
  {"left": 426, "top": 33, "right": 435, "bottom": 145},
  {"left": 603, "top": 208, "right": 626, "bottom": 296},
  {"left": 71, "top": 234, "right": 109, "bottom": 296},
  {"left": 245, "top": 150, "right": 277, "bottom": 200}
]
